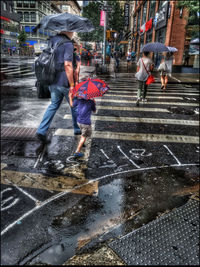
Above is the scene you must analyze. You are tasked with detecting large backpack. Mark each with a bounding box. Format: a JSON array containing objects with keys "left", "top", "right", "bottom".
[{"left": 34, "top": 35, "right": 72, "bottom": 86}]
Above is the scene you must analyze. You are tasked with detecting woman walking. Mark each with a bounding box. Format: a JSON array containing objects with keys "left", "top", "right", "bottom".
[
  {"left": 135, "top": 52, "right": 154, "bottom": 106},
  {"left": 159, "top": 52, "right": 175, "bottom": 91}
]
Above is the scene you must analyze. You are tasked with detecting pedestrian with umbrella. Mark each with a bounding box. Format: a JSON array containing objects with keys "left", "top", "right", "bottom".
[
  {"left": 135, "top": 51, "right": 154, "bottom": 106},
  {"left": 69, "top": 78, "right": 109, "bottom": 158},
  {"left": 34, "top": 13, "right": 94, "bottom": 143},
  {"left": 158, "top": 50, "right": 176, "bottom": 91}
]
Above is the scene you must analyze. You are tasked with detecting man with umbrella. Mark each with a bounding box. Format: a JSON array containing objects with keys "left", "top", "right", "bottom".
[{"left": 34, "top": 13, "right": 94, "bottom": 143}]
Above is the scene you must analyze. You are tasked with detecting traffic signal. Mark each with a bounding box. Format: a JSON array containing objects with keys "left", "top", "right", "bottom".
[
  {"left": 110, "top": 30, "right": 117, "bottom": 39},
  {"left": 106, "top": 30, "right": 117, "bottom": 41},
  {"left": 106, "top": 30, "right": 111, "bottom": 40}
]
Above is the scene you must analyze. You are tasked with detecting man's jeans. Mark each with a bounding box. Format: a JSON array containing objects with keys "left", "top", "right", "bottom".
[{"left": 37, "top": 85, "right": 81, "bottom": 136}]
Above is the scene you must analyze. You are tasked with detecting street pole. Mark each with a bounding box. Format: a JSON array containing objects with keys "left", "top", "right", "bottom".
[{"left": 103, "top": 0, "right": 107, "bottom": 66}]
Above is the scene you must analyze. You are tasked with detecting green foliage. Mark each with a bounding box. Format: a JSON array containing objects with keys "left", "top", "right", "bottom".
[
  {"left": 107, "top": 1, "right": 124, "bottom": 32},
  {"left": 176, "top": 1, "right": 199, "bottom": 38},
  {"left": 18, "top": 29, "right": 27, "bottom": 47},
  {"left": 78, "top": 0, "right": 124, "bottom": 42},
  {"left": 78, "top": 1, "right": 104, "bottom": 42}
]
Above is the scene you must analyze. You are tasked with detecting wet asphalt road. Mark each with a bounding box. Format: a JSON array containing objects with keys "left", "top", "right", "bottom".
[{"left": 1, "top": 56, "right": 199, "bottom": 265}]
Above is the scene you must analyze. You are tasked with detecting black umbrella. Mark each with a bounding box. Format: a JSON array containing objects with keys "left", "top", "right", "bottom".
[
  {"left": 141, "top": 42, "right": 169, "bottom": 53},
  {"left": 33, "top": 12, "right": 95, "bottom": 33}
]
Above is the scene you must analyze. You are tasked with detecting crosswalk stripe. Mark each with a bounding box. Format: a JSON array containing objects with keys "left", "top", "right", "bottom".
[
  {"left": 106, "top": 94, "right": 183, "bottom": 100},
  {"left": 5, "top": 69, "right": 33, "bottom": 75},
  {"left": 97, "top": 105, "right": 170, "bottom": 112},
  {"left": 2, "top": 67, "right": 30, "bottom": 74},
  {"left": 64, "top": 114, "right": 199, "bottom": 126},
  {"left": 0, "top": 66, "right": 19, "bottom": 71},
  {"left": 109, "top": 88, "right": 198, "bottom": 93},
  {"left": 108, "top": 91, "right": 199, "bottom": 96},
  {"left": 95, "top": 99, "right": 197, "bottom": 106},
  {"left": 54, "top": 129, "right": 199, "bottom": 144}
]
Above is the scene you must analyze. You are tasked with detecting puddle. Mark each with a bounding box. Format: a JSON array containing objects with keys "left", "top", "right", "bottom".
[{"left": 25, "top": 165, "right": 198, "bottom": 265}]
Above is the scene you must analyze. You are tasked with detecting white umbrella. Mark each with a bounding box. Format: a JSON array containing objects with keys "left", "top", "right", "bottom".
[
  {"left": 167, "top": 46, "right": 178, "bottom": 52},
  {"left": 190, "top": 38, "right": 200, "bottom": 44}
]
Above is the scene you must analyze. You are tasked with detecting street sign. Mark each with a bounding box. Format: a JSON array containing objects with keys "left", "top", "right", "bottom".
[{"left": 101, "top": 5, "right": 112, "bottom": 12}]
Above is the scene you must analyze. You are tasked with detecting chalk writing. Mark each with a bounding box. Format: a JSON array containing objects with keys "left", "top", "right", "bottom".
[
  {"left": 129, "top": 149, "right": 152, "bottom": 158},
  {"left": 1, "top": 188, "right": 19, "bottom": 211}
]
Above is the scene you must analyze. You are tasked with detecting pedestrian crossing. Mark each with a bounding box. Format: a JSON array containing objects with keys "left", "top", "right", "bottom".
[
  {"left": 1, "top": 62, "right": 199, "bottom": 145},
  {"left": 59, "top": 79, "right": 199, "bottom": 144},
  {"left": 1, "top": 63, "right": 35, "bottom": 78}
]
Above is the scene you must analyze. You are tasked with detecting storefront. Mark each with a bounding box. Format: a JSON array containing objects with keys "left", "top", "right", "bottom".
[
  {"left": 0, "top": 14, "right": 20, "bottom": 54},
  {"left": 132, "top": 0, "right": 189, "bottom": 67}
]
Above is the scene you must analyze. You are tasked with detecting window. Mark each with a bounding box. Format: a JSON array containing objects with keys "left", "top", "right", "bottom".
[
  {"left": 158, "top": 1, "right": 168, "bottom": 12},
  {"left": 17, "top": 12, "right": 23, "bottom": 21},
  {"left": 9, "top": 5, "right": 13, "bottom": 13},
  {"left": 25, "top": 26, "right": 30, "bottom": 33},
  {"left": 140, "top": 34, "right": 144, "bottom": 48},
  {"left": 146, "top": 33, "right": 152, "bottom": 43},
  {"left": 133, "top": 16, "right": 137, "bottom": 32},
  {"left": 3, "top": 1, "right": 7, "bottom": 11},
  {"left": 30, "top": 1, "right": 36, "bottom": 8},
  {"left": 17, "top": 1, "right": 22, "bottom": 8},
  {"left": 24, "top": 12, "right": 30, "bottom": 22},
  {"left": 142, "top": 1, "right": 147, "bottom": 25},
  {"left": 38, "top": 2, "right": 42, "bottom": 9},
  {"left": 24, "top": 1, "right": 29, "bottom": 8},
  {"left": 31, "top": 26, "right": 36, "bottom": 34},
  {"left": 149, "top": 0, "right": 156, "bottom": 19},
  {"left": 31, "top": 12, "right": 36, "bottom": 22},
  {"left": 155, "top": 27, "right": 166, "bottom": 43},
  {"left": 137, "top": 10, "right": 141, "bottom": 31}
]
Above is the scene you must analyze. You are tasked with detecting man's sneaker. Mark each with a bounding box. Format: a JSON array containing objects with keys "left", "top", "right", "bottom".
[
  {"left": 36, "top": 133, "right": 51, "bottom": 144},
  {"left": 142, "top": 98, "right": 147, "bottom": 102},
  {"left": 74, "top": 152, "right": 84, "bottom": 158}
]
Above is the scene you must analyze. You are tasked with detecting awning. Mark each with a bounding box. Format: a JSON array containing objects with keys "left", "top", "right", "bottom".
[{"left": 119, "top": 41, "right": 129, "bottom": 44}]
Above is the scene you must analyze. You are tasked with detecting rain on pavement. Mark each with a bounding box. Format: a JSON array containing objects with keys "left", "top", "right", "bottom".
[{"left": 1, "top": 56, "right": 199, "bottom": 265}]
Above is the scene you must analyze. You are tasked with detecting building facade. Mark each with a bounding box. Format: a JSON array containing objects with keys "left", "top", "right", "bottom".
[
  {"left": 0, "top": 0, "right": 20, "bottom": 54},
  {"left": 52, "top": 0, "right": 81, "bottom": 15},
  {"left": 131, "top": 0, "right": 189, "bottom": 67},
  {"left": 13, "top": 0, "right": 62, "bottom": 47}
]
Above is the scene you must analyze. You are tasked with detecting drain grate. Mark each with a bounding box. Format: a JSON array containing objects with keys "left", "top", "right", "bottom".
[
  {"left": 1, "top": 126, "right": 37, "bottom": 140},
  {"left": 108, "top": 200, "right": 199, "bottom": 265}
]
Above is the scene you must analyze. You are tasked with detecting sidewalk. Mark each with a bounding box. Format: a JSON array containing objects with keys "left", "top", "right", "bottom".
[{"left": 64, "top": 199, "right": 199, "bottom": 265}]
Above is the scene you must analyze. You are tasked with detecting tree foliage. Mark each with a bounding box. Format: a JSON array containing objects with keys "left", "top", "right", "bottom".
[
  {"left": 78, "top": 0, "right": 124, "bottom": 42},
  {"left": 176, "top": 1, "right": 199, "bottom": 38},
  {"left": 18, "top": 29, "right": 27, "bottom": 47},
  {"left": 107, "top": 1, "right": 124, "bottom": 32},
  {"left": 78, "top": 1, "right": 104, "bottom": 43}
]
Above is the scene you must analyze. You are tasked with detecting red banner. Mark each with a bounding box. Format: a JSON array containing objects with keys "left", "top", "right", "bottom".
[
  {"left": 0, "top": 29, "right": 5, "bottom": 34},
  {"left": 100, "top": 11, "right": 105, "bottom": 26},
  {"left": 145, "top": 18, "right": 152, "bottom": 32},
  {"left": 0, "top": 16, "right": 10, "bottom": 22}
]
